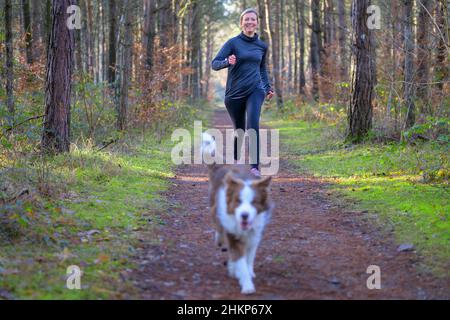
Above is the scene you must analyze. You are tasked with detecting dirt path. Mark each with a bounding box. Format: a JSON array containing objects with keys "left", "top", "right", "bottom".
[{"left": 130, "top": 109, "right": 449, "bottom": 299}]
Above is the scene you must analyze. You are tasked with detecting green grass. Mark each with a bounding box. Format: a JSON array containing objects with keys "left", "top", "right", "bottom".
[
  {"left": 0, "top": 134, "right": 175, "bottom": 299},
  {"left": 0, "top": 102, "right": 211, "bottom": 299},
  {"left": 263, "top": 115, "right": 450, "bottom": 276}
]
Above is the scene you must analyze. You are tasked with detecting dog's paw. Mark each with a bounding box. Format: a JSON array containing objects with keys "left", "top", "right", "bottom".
[{"left": 241, "top": 284, "right": 256, "bottom": 295}]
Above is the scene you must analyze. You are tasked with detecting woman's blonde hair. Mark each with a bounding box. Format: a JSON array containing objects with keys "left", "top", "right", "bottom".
[{"left": 240, "top": 8, "right": 259, "bottom": 25}]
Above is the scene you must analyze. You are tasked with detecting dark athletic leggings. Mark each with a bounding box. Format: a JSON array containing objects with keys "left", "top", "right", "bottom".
[{"left": 224, "top": 88, "right": 266, "bottom": 169}]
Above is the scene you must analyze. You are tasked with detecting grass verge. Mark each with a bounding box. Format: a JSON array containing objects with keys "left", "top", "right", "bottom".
[
  {"left": 0, "top": 102, "right": 211, "bottom": 299},
  {"left": 262, "top": 113, "right": 449, "bottom": 276}
]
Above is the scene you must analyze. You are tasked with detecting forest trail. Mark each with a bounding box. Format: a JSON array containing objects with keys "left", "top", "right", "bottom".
[{"left": 130, "top": 108, "right": 449, "bottom": 299}]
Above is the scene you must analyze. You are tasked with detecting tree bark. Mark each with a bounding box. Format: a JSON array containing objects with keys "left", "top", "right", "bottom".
[
  {"left": 204, "top": 14, "right": 213, "bottom": 99},
  {"left": 310, "top": 0, "right": 321, "bottom": 101},
  {"left": 295, "top": 0, "right": 306, "bottom": 95},
  {"left": 242, "top": 0, "right": 247, "bottom": 12},
  {"left": 86, "top": 0, "right": 95, "bottom": 79},
  {"left": 258, "top": 0, "right": 272, "bottom": 89},
  {"left": 337, "top": 0, "right": 348, "bottom": 81},
  {"left": 158, "top": 0, "right": 172, "bottom": 49},
  {"left": 347, "top": 0, "right": 375, "bottom": 142},
  {"left": 117, "top": 2, "right": 133, "bottom": 131},
  {"left": 403, "top": 0, "right": 416, "bottom": 130},
  {"left": 268, "top": 0, "right": 283, "bottom": 108},
  {"left": 183, "top": 13, "right": 191, "bottom": 95},
  {"left": 22, "top": 0, "right": 34, "bottom": 64},
  {"left": 42, "top": 0, "right": 75, "bottom": 154},
  {"left": 435, "top": 0, "right": 448, "bottom": 92},
  {"left": 321, "top": 0, "right": 335, "bottom": 101},
  {"left": 5, "top": 0, "right": 14, "bottom": 125},
  {"left": 108, "top": 0, "right": 117, "bottom": 83},
  {"left": 44, "top": 0, "right": 52, "bottom": 54},
  {"left": 75, "top": 21, "right": 83, "bottom": 74},
  {"left": 31, "top": 0, "right": 45, "bottom": 60},
  {"left": 324, "top": 0, "right": 335, "bottom": 46},
  {"left": 416, "top": 0, "right": 432, "bottom": 113},
  {"left": 257, "top": 0, "right": 270, "bottom": 43},
  {"left": 280, "top": 0, "right": 285, "bottom": 93},
  {"left": 143, "top": 0, "right": 156, "bottom": 69},
  {"left": 287, "top": 6, "right": 293, "bottom": 95},
  {"left": 190, "top": 2, "right": 201, "bottom": 100}
]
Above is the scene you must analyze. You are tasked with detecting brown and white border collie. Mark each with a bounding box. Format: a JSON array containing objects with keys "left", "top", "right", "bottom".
[{"left": 201, "top": 133, "right": 274, "bottom": 294}]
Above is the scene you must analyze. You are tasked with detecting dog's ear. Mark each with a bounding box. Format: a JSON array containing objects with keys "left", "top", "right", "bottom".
[
  {"left": 252, "top": 176, "right": 272, "bottom": 189},
  {"left": 225, "top": 172, "right": 243, "bottom": 187}
]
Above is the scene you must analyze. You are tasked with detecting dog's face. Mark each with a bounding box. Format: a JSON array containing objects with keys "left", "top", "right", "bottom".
[{"left": 225, "top": 173, "right": 272, "bottom": 231}]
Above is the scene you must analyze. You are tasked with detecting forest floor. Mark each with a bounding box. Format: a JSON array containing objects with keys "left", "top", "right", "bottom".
[{"left": 129, "top": 108, "right": 450, "bottom": 299}]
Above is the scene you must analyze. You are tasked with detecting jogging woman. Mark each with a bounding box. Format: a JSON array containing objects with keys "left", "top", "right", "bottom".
[{"left": 211, "top": 8, "right": 274, "bottom": 177}]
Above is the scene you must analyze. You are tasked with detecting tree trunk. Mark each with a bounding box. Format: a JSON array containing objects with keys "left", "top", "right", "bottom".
[
  {"left": 31, "top": 0, "right": 43, "bottom": 59},
  {"left": 80, "top": 0, "right": 89, "bottom": 74},
  {"left": 268, "top": 0, "right": 283, "bottom": 108},
  {"left": 204, "top": 14, "right": 213, "bottom": 99},
  {"left": 190, "top": 2, "right": 201, "bottom": 100},
  {"left": 108, "top": 0, "right": 117, "bottom": 83},
  {"left": 321, "top": 0, "right": 335, "bottom": 101},
  {"left": 117, "top": 2, "right": 133, "bottom": 131},
  {"left": 258, "top": 0, "right": 272, "bottom": 89},
  {"left": 242, "top": 0, "right": 247, "bottom": 12},
  {"left": 86, "top": 0, "right": 95, "bottom": 79},
  {"left": 280, "top": 0, "right": 285, "bottom": 93},
  {"left": 403, "top": 0, "right": 416, "bottom": 130},
  {"left": 22, "top": 0, "right": 34, "bottom": 64},
  {"left": 337, "top": 0, "right": 348, "bottom": 81},
  {"left": 144, "top": 0, "right": 156, "bottom": 69},
  {"left": 158, "top": 0, "right": 172, "bottom": 49},
  {"left": 347, "top": 0, "right": 375, "bottom": 142},
  {"left": 435, "top": 0, "right": 448, "bottom": 92},
  {"left": 42, "top": 0, "right": 75, "bottom": 154},
  {"left": 44, "top": 0, "right": 52, "bottom": 54},
  {"left": 257, "top": 0, "right": 270, "bottom": 43},
  {"left": 183, "top": 13, "right": 191, "bottom": 95},
  {"left": 295, "top": 0, "right": 306, "bottom": 95},
  {"left": 181, "top": 14, "right": 187, "bottom": 94},
  {"left": 5, "top": 0, "right": 14, "bottom": 125},
  {"left": 324, "top": 0, "right": 335, "bottom": 46},
  {"left": 387, "top": 1, "right": 400, "bottom": 132},
  {"left": 101, "top": 2, "right": 106, "bottom": 82},
  {"left": 416, "top": 0, "right": 432, "bottom": 114},
  {"left": 310, "top": 0, "right": 321, "bottom": 101},
  {"left": 293, "top": 1, "right": 298, "bottom": 94},
  {"left": 75, "top": 22, "right": 83, "bottom": 74},
  {"left": 287, "top": 7, "right": 293, "bottom": 95}
]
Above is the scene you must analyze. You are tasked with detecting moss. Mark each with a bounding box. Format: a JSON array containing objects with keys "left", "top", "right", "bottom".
[
  {"left": 0, "top": 133, "right": 176, "bottom": 299},
  {"left": 263, "top": 115, "right": 449, "bottom": 276}
]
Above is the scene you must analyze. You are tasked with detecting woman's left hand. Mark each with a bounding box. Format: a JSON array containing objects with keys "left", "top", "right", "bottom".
[{"left": 266, "top": 90, "right": 274, "bottom": 100}]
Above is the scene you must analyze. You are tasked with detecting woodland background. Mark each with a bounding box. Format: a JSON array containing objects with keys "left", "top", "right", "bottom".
[{"left": 0, "top": 0, "right": 448, "bottom": 299}]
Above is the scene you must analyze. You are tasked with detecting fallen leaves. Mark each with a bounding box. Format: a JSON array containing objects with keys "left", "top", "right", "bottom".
[{"left": 94, "top": 253, "right": 110, "bottom": 264}]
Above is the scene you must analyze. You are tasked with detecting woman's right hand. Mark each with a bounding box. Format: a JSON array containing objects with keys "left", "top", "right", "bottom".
[{"left": 228, "top": 54, "right": 236, "bottom": 65}]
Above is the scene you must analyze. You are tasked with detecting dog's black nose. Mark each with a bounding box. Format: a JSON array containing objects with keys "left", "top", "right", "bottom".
[{"left": 241, "top": 213, "right": 249, "bottom": 221}]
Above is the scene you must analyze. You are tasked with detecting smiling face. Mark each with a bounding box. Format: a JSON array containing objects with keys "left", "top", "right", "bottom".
[{"left": 240, "top": 12, "right": 258, "bottom": 36}]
